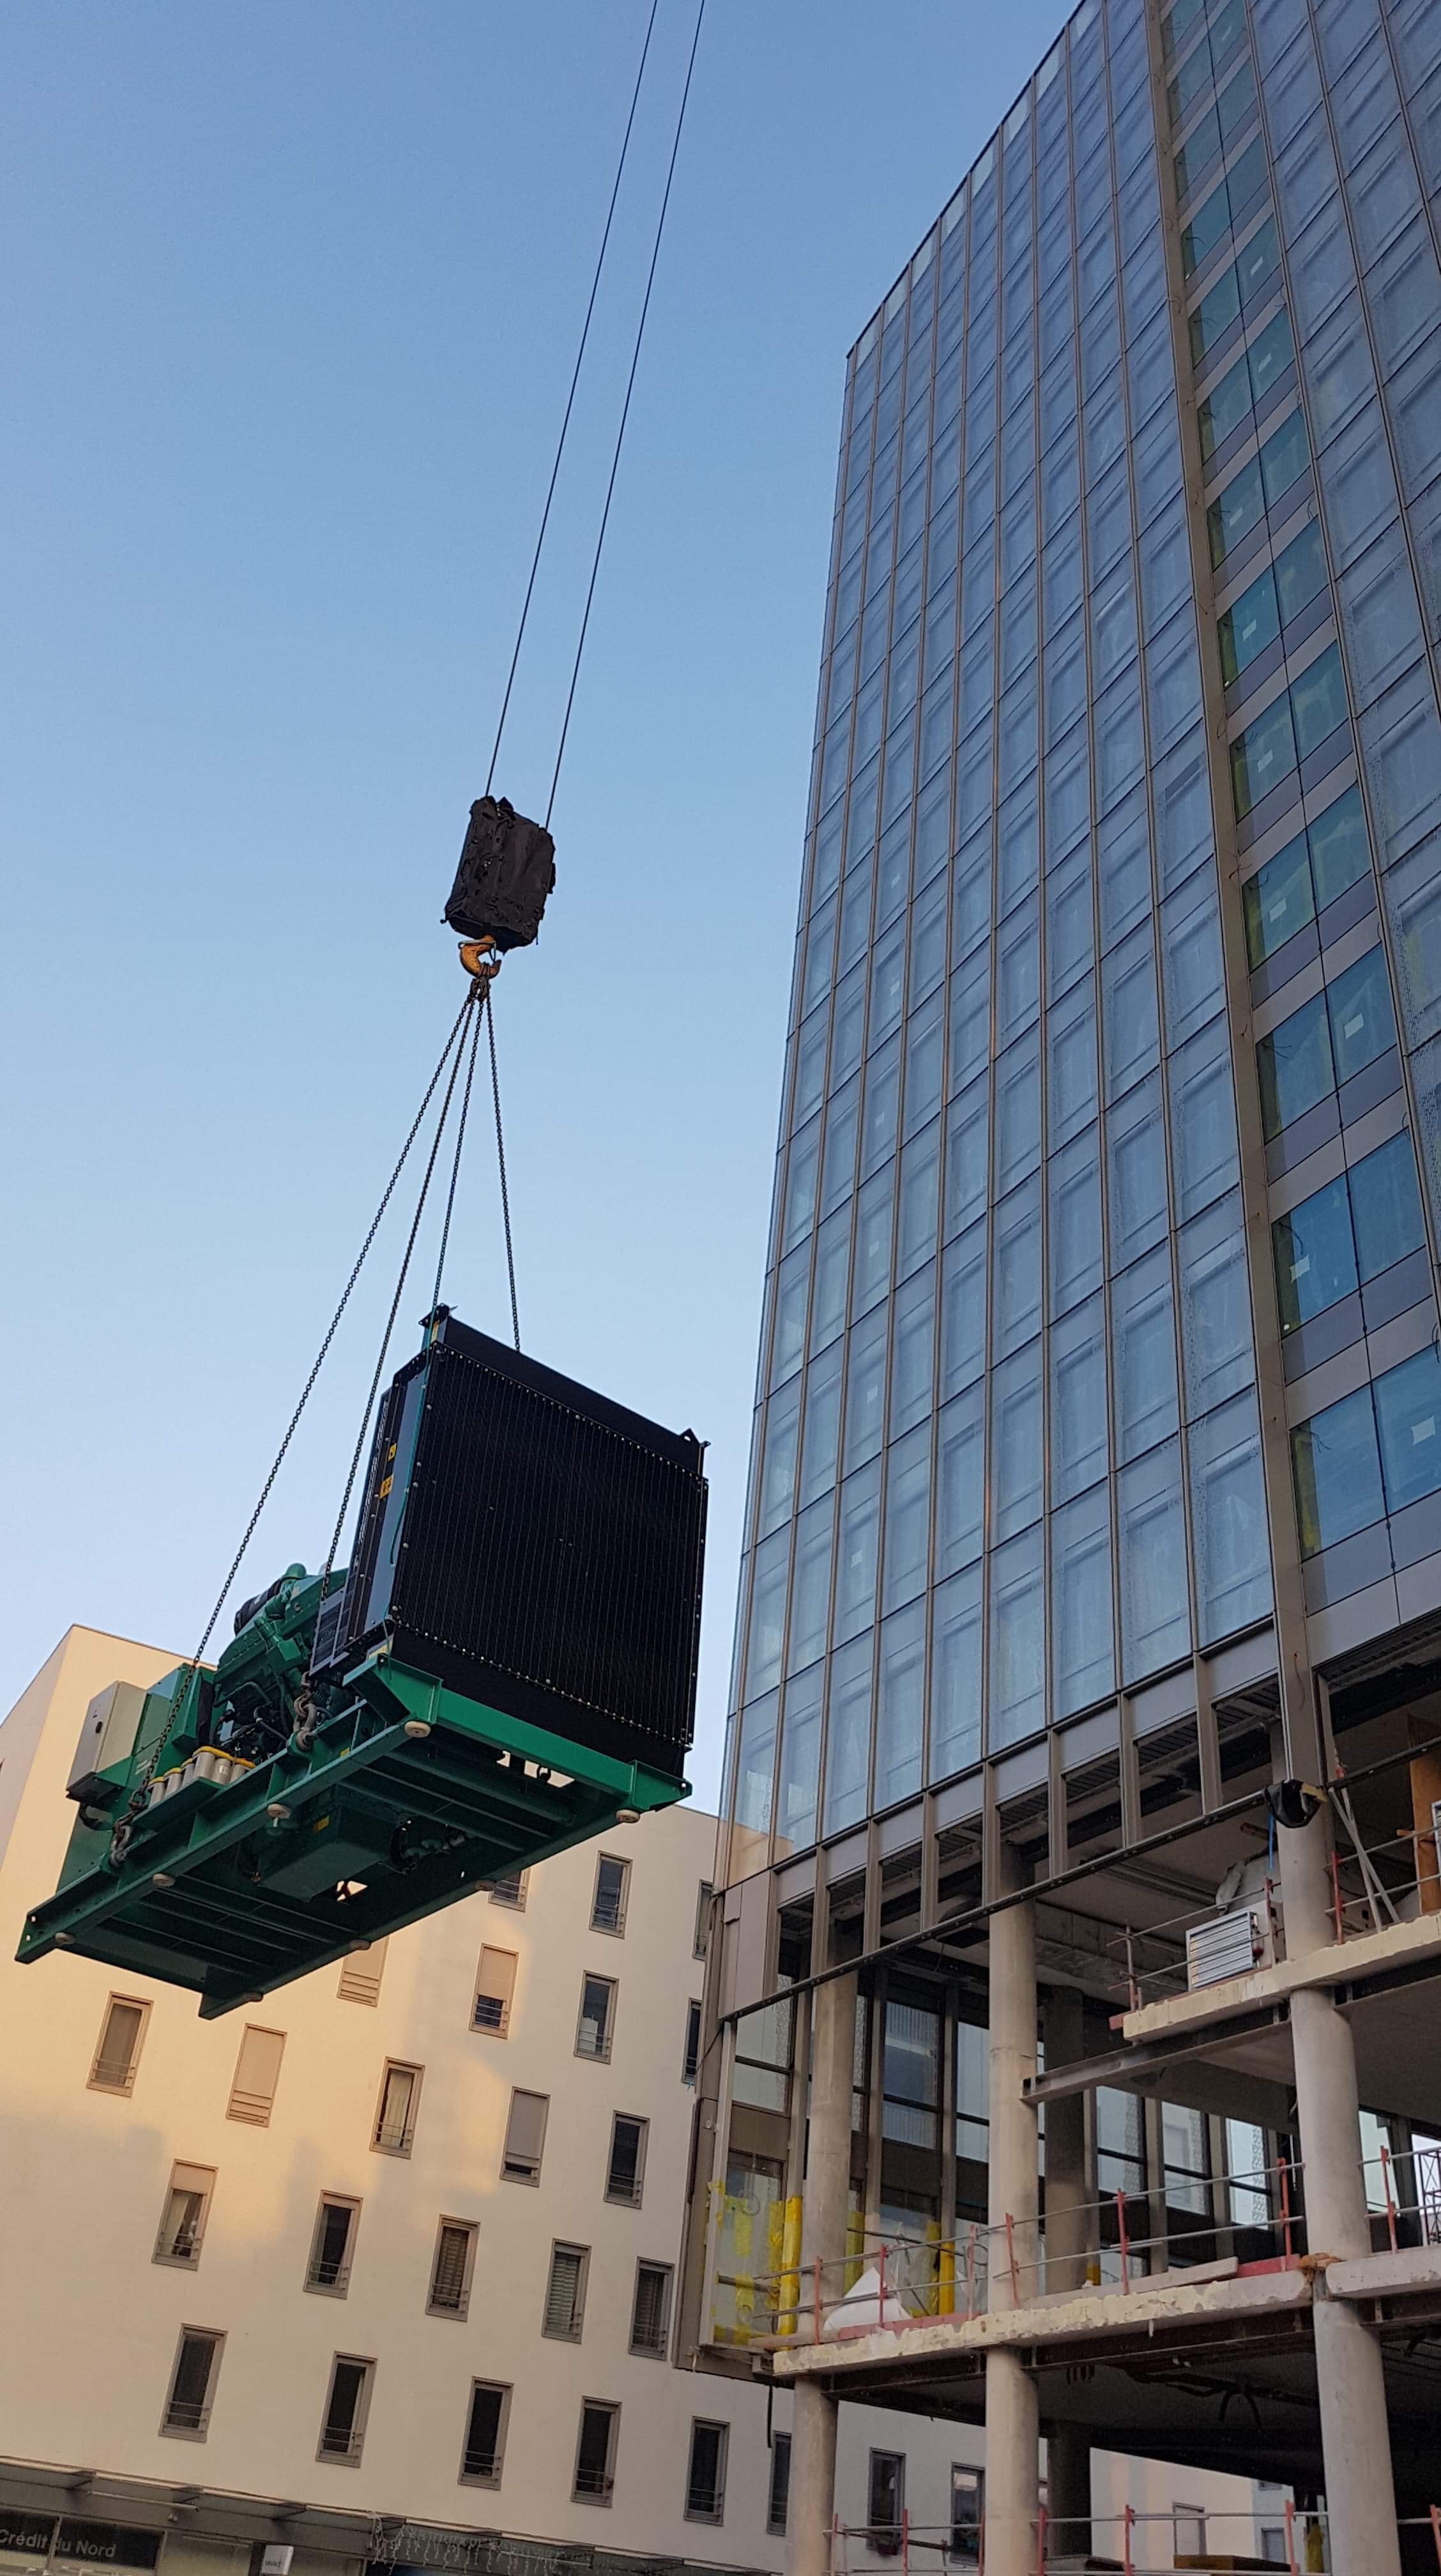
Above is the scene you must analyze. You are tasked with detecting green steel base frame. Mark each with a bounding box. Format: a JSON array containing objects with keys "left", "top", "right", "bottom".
[{"left": 17, "top": 1657, "right": 687, "bottom": 2018}]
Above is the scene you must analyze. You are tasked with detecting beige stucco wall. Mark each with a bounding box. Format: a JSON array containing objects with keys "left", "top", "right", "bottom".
[{"left": 0, "top": 1629, "right": 980, "bottom": 2567}]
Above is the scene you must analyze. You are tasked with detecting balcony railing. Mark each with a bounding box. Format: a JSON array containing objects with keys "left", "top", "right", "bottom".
[
  {"left": 573, "top": 2463, "right": 615, "bottom": 2501},
  {"left": 372, "top": 2112, "right": 415, "bottom": 2153},
  {"left": 162, "top": 2397, "right": 213, "bottom": 2435},
  {"left": 307, "top": 2256, "right": 352, "bottom": 2292}
]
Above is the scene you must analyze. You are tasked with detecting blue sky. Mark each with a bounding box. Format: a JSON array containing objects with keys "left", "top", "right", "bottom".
[{"left": 0, "top": 0, "right": 1066, "bottom": 1804}]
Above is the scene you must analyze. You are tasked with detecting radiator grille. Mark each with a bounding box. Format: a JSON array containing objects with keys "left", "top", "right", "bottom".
[{"left": 333, "top": 1321, "right": 706, "bottom": 1770}]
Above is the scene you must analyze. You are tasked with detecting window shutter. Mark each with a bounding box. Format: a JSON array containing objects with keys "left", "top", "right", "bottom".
[
  {"left": 544, "top": 2247, "right": 584, "bottom": 2337},
  {"left": 374, "top": 2062, "right": 418, "bottom": 2148},
  {"left": 432, "top": 2222, "right": 472, "bottom": 2312},
  {"left": 503, "top": 2089, "right": 548, "bottom": 2177},
  {"left": 473, "top": 1947, "right": 517, "bottom": 2034},
  {"left": 227, "top": 2026, "right": 285, "bottom": 2124},
  {"left": 93, "top": 1998, "right": 145, "bottom": 2090},
  {"left": 337, "top": 1937, "right": 388, "bottom": 2004}
]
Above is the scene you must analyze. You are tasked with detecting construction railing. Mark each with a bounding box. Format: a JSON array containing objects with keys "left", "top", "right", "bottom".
[
  {"left": 1107, "top": 1805, "right": 1440, "bottom": 2015},
  {"left": 828, "top": 2499, "right": 1441, "bottom": 2572},
  {"left": 1359, "top": 2143, "right": 1441, "bottom": 2251},
  {"left": 713, "top": 2155, "right": 1306, "bottom": 2345}
]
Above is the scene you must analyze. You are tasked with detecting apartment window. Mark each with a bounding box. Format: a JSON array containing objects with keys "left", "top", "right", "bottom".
[
  {"left": 629, "top": 2260, "right": 673, "bottom": 2358},
  {"left": 427, "top": 2219, "right": 478, "bottom": 2319},
  {"left": 576, "top": 1973, "right": 616, "bottom": 2062},
  {"left": 869, "top": 2451, "right": 906, "bottom": 2552},
  {"left": 606, "top": 2113, "right": 648, "bottom": 2206},
  {"left": 767, "top": 2431, "right": 792, "bottom": 2536},
  {"left": 1175, "top": 2503, "right": 1207, "bottom": 2557},
  {"left": 590, "top": 1853, "right": 630, "bottom": 1935},
  {"left": 682, "top": 1998, "right": 703, "bottom": 2086},
  {"left": 693, "top": 1880, "right": 713, "bottom": 1958},
  {"left": 90, "top": 1995, "right": 149, "bottom": 2095},
  {"left": 161, "top": 2329, "right": 222, "bottom": 2439},
  {"left": 318, "top": 2355, "right": 374, "bottom": 2465},
  {"left": 372, "top": 2060, "right": 420, "bottom": 2154},
  {"left": 337, "top": 1937, "right": 388, "bottom": 2005},
  {"left": 685, "top": 2421, "right": 728, "bottom": 2524},
  {"left": 950, "top": 2467, "right": 984, "bottom": 2563},
  {"left": 572, "top": 2400, "right": 619, "bottom": 2503},
  {"left": 460, "top": 2380, "right": 510, "bottom": 2487},
  {"left": 487, "top": 1869, "right": 528, "bottom": 1908},
  {"left": 226, "top": 2025, "right": 285, "bottom": 2127},
  {"left": 307, "top": 2196, "right": 359, "bottom": 2294},
  {"left": 472, "top": 1946, "right": 517, "bottom": 2037},
  {"left": 154, "top": 2163, "right": 215, "bottom": 2267},
  {"left": 543, "top": 2242, "right": 590, "bottom": 2342},
  {"left": 501, "top": 2087, "right": 548, "bottom": 2183}
]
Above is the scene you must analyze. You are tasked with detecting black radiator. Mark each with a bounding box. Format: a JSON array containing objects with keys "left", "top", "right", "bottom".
[{"left": 321, "top": 1312, "right": 706, "bottom": 1778}]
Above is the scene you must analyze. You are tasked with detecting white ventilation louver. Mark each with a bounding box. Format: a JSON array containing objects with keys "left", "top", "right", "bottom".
[{"left": 1186, "top": 1905, "right": 1267, "bottom": 1990}]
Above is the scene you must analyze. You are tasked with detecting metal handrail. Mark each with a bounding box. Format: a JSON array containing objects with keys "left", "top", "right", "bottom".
[{"left": 724, "top": 2156, "right": 1304, "bottom": 2341}]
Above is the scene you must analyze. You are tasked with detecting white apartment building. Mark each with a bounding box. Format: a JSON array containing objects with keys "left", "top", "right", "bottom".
[{"left": 0, "top": 1628, "right": 1273, "bottom": 2576}]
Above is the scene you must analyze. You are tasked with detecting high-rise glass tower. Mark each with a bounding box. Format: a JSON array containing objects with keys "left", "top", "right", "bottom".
[{"left": 683, "top": 4, "right": 1441, "bottom": 2570}]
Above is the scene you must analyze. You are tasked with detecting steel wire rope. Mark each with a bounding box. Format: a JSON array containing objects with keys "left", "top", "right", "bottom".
[
  {"left": 544, "top": 0, "right": 706, "bottom": 829},
  {"left": 485, "top": 989, "right": 522, "bottom": 1351},
  {"left": 312, "top": 982, "right": 484, "bottom": 1642},
  {"left": 107, "top": 990, "right": 477, "bottom": 1857},
  {"left": 484, "top": 0, "right": 661, "bottom": 797},
  {"left": 430, "top": 978, "right": 486, "bottom": 1321}
]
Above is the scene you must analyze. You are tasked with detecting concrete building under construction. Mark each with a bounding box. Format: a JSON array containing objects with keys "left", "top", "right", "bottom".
[{"left": 679, "top": 0, "right": 1441, "bottom": 2569}]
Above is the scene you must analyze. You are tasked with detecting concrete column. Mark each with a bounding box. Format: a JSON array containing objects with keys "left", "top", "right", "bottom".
[
  {"left": 1044, "top": 2424, "right": 1092, "bottom": 2566},
  {"left": 1040, "top": 1988, "right": 1090, "bottom": 2292},
  {"left": 790, "top": 1974, "right": 858, "bottom": 2576},
  {"left": 790, "top": 2387, "right": 839, "bottom": 2576},
  {"left": 1278, "top": 1814, "right": 1401, "bottom": 2576},
  {"left": 1039, "top": 1991, "right": 1091, "bottom": 2561},
  {"left": 986, "top": 1876, "right": 1041, "bottom": 2576}
]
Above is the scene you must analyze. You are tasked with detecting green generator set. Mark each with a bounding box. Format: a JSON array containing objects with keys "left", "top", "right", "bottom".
[{"left": 19, "top": 1313, "right": 706, "bottom": 2016}]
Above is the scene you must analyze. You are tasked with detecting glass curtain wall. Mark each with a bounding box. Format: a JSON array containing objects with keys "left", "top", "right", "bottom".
[
  {"left": 1183, "top": 0, "right": 1441, "bottom": 1607},
  {"left": 724, "top": 0, "right": 1277, "bottom": 1873}
]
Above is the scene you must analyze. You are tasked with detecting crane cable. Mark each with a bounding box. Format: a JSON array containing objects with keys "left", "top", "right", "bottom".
[
  {"left": 484, "top": 0, "right": 660, "bottom": 797},
  {"left": 108, "top": 989, "right": 480, "bottom": 1860},
  {"left": 545, "top": 0, "right": 706, "bottom": 829},
  {"left": 118, "top": 8, "right": 708, "bottom": 1782}
]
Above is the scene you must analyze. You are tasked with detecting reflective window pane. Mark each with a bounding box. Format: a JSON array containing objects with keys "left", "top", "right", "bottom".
[
  {"left": 1051, "top": 1483, "right": 1115, "bottom": 1717},
  {"left": 1291, "top": 1384, "right": 1385, "bottom": 1553},
  {"left": 1189, "top": 1392, "right": 1272, "bottom": 1642},
  {"left": 1118, "top": 1439, "right": 1191, "bottom": 1680}
]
